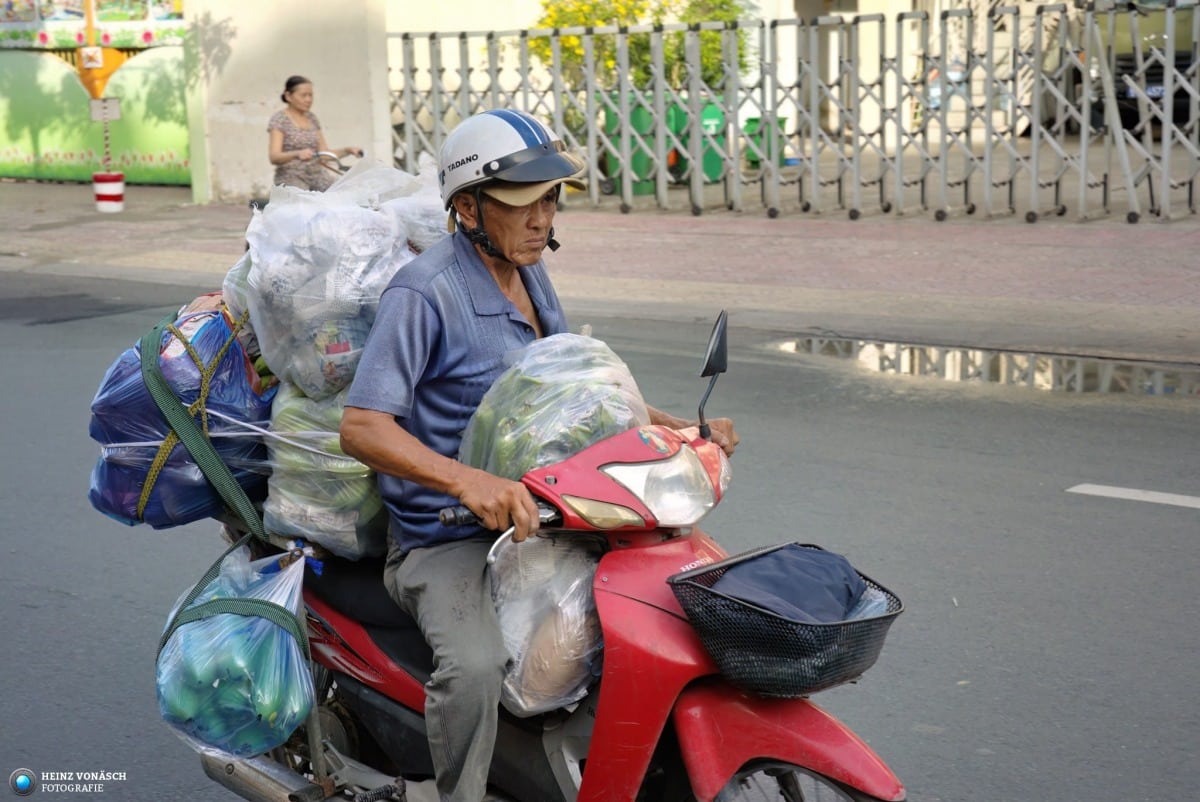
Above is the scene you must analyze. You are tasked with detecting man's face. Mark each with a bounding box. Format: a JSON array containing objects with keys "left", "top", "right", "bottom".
[{"left": 480, "top": 188, "right": 559, "bottom": 266}]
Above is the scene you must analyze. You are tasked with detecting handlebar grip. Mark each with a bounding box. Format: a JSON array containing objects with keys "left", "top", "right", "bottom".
[{"left": 439, "top": 505, "right": 478, "bottom": 527}]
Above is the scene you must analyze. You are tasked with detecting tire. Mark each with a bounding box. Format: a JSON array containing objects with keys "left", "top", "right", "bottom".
[{"left": 708, "top": 760, "right": 889, "bottom": 802}]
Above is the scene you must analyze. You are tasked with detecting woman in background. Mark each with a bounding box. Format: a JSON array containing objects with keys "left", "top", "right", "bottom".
[{"left": 268, "top": 75, "right": 362, "bottom": 191}]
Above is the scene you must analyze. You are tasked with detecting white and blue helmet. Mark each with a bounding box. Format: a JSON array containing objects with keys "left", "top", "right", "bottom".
[{"left": 438, "top": 109, "right": 585, "bottom": 209}]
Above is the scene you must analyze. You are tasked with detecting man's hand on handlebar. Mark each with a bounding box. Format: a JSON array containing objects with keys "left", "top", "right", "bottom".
[
  {"left": 708, "top": 417, "right": 739, "bottom": 457},
  {"left": 458, "top": 470, "right": 541, "bottom": 542}
]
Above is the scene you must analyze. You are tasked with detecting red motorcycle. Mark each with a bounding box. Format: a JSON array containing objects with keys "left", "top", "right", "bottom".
[{"left": 202, "top": 311, "right": 906, "bottom": 802}]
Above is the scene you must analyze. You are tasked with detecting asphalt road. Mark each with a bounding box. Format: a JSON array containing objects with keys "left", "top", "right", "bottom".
[{"left": 1, "top": 272, "right": 1197, "bottom": 801}]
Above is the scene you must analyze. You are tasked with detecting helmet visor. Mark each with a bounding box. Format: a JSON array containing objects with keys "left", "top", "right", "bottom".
[{"left": 483, "top": 141, "right": 587, "bottom": 185}]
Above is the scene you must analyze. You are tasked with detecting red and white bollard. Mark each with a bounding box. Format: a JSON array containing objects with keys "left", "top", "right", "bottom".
[{"left": 92, "top": 171, "right": 125, "bottom": 213}]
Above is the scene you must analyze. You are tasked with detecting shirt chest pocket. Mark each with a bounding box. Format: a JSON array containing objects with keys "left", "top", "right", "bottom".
[{"left": 447, "top": 355, "right": 506, "bottom": 436}]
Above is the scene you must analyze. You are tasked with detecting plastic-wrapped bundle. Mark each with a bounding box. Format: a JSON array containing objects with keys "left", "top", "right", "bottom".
[
  {"left": 459, "top": 334, "right": 645, "bottom": 714},
  {"left": 157, "top": 546, "right": 314, "bottom": 758},
  {"left": 489, "top": 535, "right": 603, "bottom": 716},
  {"left": 379, "top": 152, "right": 448, "bottom": 256},
  {"left": 88, "top": 308, "right": 276, "bottom": 528},
  {"left": 239, "top": 165, "right": 435, "bottom": 401},
  {"left": 243, "top": 203, "right": 395, "bottom": 400},
  {"left": 221, "top": 252, "right": 262, "bottom": 362},
  {"left": 262, "top": 382, "right": 387, "bottom": 560},
  {"left": 458, "top": 333, "right": 650, "bottom": 480}
]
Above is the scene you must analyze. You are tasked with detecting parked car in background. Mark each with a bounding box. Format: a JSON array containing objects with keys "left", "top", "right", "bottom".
[{"left": 1087, "top": 0, "right": 1196, "bottom": 130}]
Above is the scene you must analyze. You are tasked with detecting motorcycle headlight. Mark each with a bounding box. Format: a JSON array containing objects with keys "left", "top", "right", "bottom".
[
  {"left": 602, "top": 446, "right": 717, "bottom": 527},
  {"left": 716, "top": 448, "right": 732, "bottom": 496}
]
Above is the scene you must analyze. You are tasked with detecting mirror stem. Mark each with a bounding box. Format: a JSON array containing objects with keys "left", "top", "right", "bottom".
[{"left": 697, "top": 373, "right": 719, "bottom": 440}]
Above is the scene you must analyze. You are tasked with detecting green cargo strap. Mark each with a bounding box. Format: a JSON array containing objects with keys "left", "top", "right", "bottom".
[
  {"left": 138, "top": 313, "right": 265, "bottom": 540},
  {"left": 137, "top": 312, "right": 244, "bottom": 521},
  {"left": 141, "top": 313, "right": 309, "bottom": 663},
  {"left": 156, "top": 532, "right": 311, "bottom": 660}
]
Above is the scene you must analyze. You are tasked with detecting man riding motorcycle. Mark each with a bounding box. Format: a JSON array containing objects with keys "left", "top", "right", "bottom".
[{"left": 339, "top": 107, "right": 738, "bottom": 802}]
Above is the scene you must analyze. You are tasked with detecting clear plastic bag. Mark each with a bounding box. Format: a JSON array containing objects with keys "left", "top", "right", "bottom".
[
  {"left": 221, "top": 252, "right": 263, "bottom": 362},
  {"left": 237, "top": 164, "right": 446, "bottom": 401},
  {"left": 847, "top": 585, "right": 890, "bottom": 620},
  {"left": 458, "top": 333, "right": 650, "bottom": 480},
  {"left": 489, "top": 535, "right": 603, "bottom": 717},
  {"left": 156, "top": 546, "right": 314, "bottom": 758},
  {"left": 379, "top": 153, "right": 447, "bottom": 255},
  {"left": 261, "top": 382, "right": 387, "bottom": 559}
]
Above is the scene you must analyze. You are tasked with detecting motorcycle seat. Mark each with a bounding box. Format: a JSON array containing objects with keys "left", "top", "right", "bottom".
[
  {"left": 305, "top": 555, "right": 416, "bottom": 629},
  {"left": 306, "top": 556, "right": 437, "bottom": 683}
]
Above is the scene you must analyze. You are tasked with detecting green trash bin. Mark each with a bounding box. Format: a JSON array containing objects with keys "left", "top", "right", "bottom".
[
  {"left": 743, "top": 116, "right": 788, "bottom": 169},
  {"left": 602, "top": 94, "right": 656, "bottom": 196},
  {"left": 667, "top": 102, "right": 725, "bottom": 183}
]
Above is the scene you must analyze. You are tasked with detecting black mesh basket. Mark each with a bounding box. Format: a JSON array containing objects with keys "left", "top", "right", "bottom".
[{"left": 667, "top": 543, "right": 903, "bottom": 698}]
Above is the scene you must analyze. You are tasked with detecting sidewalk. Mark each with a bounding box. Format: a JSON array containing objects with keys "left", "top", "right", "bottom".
[{"left": 2, "top": 179, "right": 1198, "bottom": 365}]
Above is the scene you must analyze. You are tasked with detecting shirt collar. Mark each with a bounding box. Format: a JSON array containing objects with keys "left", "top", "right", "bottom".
[{"left": 452, "top": 231, "right": 547, "bottom": 317}]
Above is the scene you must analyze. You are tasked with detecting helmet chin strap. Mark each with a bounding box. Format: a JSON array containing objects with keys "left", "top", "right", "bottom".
[
  {"left": 462, "top": 188, "right": 506, "bottom": 259},
  {"left": 461, "top": 188, "right": 562, "bottom": 258}
]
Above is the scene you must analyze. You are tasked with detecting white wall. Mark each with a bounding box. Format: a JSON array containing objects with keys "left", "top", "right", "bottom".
[{"left": 187, "top": 0, "right": 390, "bottom": 202}]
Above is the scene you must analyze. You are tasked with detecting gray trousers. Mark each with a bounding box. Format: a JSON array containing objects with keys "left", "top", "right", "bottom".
[{"left": 383, "top": 537, "right": 508, "bottom": 802}]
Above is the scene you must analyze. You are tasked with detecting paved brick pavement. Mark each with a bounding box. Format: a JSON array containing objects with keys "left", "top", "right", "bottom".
[{"left": 2, "top": 179, "right": 1197, "bottom": 364}]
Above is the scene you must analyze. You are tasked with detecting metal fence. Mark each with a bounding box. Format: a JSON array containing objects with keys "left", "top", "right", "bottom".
[{"left": 388, "top": 0, "right": 1199, "bottom": 223}]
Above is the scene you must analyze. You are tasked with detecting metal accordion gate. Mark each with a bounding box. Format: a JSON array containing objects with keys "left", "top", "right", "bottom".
[{"left": 389, "top": 1, "right": 1198, "bottom": 223}]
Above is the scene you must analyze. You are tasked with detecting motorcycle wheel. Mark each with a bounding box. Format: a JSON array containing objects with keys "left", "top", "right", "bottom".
[{"left": 712, "top": 760, "right": 891, "bottom": 802}]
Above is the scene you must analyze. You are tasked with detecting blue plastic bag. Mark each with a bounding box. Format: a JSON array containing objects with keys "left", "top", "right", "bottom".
[{"left": 88, "top": 307, "right": 276, "bottom": 528}]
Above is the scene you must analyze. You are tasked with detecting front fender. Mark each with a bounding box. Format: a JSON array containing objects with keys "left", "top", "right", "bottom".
[{"left": 672, "top": 680, "right": 905, "bottom": 802}]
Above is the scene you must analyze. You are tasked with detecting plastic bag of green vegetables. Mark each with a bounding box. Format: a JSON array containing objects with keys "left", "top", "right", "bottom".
[
  {"left": 263, "top": 382, "right": 388, "bottom": 560},
  {"left": 459, "top": 333, "right": 650, "bottom": 479},
  {"left": 156, "top": 543, "right": 314, "bottom": 758}
]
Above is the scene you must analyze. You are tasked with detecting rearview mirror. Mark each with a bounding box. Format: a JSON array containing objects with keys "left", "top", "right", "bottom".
[
  {"left": 697, "top": 310, "right": 727, "bottom": 440},
  {"left": 700, "top": 310, "right": 728, "bottom": 378}
]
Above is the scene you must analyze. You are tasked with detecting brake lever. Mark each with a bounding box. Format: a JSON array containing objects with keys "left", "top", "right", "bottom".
[
  {"left": 484, "top": 504, "right": 562, "bottom": 564},
  {"left": 486, "top": 527, "right": 517, "bottom": 565}
]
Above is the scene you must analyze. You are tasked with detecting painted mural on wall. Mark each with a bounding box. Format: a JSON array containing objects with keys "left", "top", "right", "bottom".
[
  {"left": 2, "top": 2, "right": 184, "bottom": 48},
  {"left": 0, "top": 1, "right": 188, "bottom": 183}
]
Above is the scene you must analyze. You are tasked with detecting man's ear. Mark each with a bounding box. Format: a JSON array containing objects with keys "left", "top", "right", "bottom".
[{"left": 452, "top": 193, "right": 480, "bottom": 230}]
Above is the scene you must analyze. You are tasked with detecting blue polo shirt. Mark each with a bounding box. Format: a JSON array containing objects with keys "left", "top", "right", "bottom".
[{"left": 345, "top": 231, "right": 568, "bottom": 552}]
